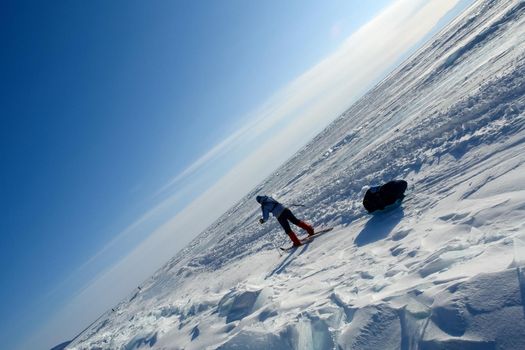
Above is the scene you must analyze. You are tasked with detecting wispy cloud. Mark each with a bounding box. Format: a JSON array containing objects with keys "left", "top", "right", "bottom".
[
  {"left": 28, "top": 1, "right": 464, "bottom": 348},
  {"left": 158, "top": 0, "right": 461, "bottom": 199}
]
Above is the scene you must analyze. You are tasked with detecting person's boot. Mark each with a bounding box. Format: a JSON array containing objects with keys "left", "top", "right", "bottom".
[
  {"left": 287, "top": 231, "right": 302, "bottom": 247},
  {"left": 298, "top": 221, "right": 314, "bottom": 236}
]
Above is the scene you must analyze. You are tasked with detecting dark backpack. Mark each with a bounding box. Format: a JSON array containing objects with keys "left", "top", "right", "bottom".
[{"left": 363, "top": 180, "right": 408, "bottom": 213}]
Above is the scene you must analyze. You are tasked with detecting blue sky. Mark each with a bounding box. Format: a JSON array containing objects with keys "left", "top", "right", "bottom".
[{"left": 1, "top": 1, "right": 473, "bottom": 349}]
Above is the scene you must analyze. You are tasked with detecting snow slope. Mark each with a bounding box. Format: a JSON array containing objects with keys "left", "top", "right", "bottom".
[{"left": 67, "top": 1, "right": 525, "bottom": 349}]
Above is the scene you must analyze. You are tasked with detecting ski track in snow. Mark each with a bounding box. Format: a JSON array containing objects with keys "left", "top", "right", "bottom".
[{"left": 67, "top": 1, "right": 525, "bottom": 349}]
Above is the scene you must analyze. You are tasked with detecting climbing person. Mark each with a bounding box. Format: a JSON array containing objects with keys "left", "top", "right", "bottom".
[{"left": 256, "top": 195, "right": 315, "bottom": 247}]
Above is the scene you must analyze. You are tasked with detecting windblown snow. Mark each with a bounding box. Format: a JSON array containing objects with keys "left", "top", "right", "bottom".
[{"left": 67, "top": 1, "right": 525, "bottom": 349}]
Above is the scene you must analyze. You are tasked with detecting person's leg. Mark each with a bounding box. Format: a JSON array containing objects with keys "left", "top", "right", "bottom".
[
  {"left": 287, "top": 209, "right": 315, "bottom": 236},
  {"left": 277, "top": 210, "right": 292, "bottom": 232},
  {"left": 298, "top": 221, "right": 314, "bottom": 236},
  {"left": 286, "top": 231, "right": 301, "bottom": 246},
  {"left": 285, "top": 209, "right": 301, "bottom": 225},
  {"left": 278, "top": 209, "right": 302, "bottom": 246}
]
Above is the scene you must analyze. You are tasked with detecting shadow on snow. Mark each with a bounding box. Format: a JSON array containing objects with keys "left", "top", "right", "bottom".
[
  {"left": 354, "top": 205, "right": 405, "bottom": 246},
  {"left": 266, "top": 244, "right": 310, "bottom": 278}
]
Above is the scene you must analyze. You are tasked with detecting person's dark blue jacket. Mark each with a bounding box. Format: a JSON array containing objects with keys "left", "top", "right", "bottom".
[{"left": 256, "top": 195, "right": 286, "bottom": 223}]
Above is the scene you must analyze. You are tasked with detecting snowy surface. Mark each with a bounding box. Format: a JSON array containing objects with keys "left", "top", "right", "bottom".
[{"left": 67, "top": 1, "right": 525, "bottom": 349}]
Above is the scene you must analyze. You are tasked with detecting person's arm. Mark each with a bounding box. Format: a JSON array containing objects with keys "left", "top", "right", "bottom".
[{"left": 260, "top": 203, "right": 270, "bottom": 223}]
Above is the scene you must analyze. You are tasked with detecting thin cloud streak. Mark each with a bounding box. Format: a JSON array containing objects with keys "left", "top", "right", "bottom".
[
  {"left": 155, "top": 88, "right": 301, "bottom": 197},
  {"left": 157, "top": 0, "right": 460, "bottom": 199},
  {"left": 29, "top": 1, "right": 463, "bottom": 348}
]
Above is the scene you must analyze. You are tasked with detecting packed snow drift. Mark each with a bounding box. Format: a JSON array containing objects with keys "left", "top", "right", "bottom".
[{"left": 66, "top": 1, "right": 525, "bottom": 349}]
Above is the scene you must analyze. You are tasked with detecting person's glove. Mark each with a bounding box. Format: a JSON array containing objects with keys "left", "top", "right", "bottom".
[{"left": 259, "top": 218, "right": 265, "bottom": 224}]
